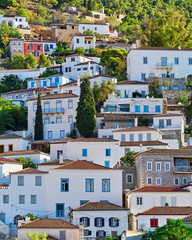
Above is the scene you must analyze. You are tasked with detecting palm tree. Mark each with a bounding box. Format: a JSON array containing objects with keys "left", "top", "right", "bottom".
[{"left": 0, "top": 108, "right": 14, "bottom": 134}]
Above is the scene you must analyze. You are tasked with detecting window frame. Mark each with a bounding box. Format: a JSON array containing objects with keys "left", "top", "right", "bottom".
[
  {"left": 61, "top": 178, "right": 69, "bottom": 192},
  {"left": 136, "top": 196, "right": 143, "bottom": 205},
  {"left": 102, "top": 179, "right": 110, "bottom": 192},
  {"left": 31, "top": 195, "right": 36, "bottom": 204},
  {"left": 156, "top": 162, "right": 161, "bottom": 171},
  {"left": 18, "top": 176, "right": 24, "bottom": 186},
  {"left": 147, "top": 161, "right": 152, "bottom": 171},
  {"left": 165, "top": 162, "right": 170, "bottom": 171},
  {"left": 85, "top": 179, "right": 94, "bottom": 192},
  {"left": 35, "top": 176, "right": 42, "bottom": 186},
  {"left": 126, "top": 174, "right": 133, "bottom": 183},
  {"left": 82, "top": 149, "right": 87, "bottom": 157},
  {"left": 105, "top": 148, "right": 111, "bottom": 157}
]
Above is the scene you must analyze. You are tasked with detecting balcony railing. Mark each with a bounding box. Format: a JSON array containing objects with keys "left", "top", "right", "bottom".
[
  {"left": 173, "top": 166, "right": 192, "bottom": 173},
  {"left": 43, "top": 108, "right": 64, "bottom": 114},
  {"left": 153, "top": 124, "right": 181, "bottom": 129},
  {"left": 156, "top": 63, "right": 173, "bottom": 69}
]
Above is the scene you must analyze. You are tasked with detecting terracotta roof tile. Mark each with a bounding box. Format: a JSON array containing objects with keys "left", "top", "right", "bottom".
[
  {"left": 0, "top": 157, "right": 23, "bottom": 164},
  {"left": 17, "top": 219, "right": 79, "bottom": 229},
  {"left": 116, "top": 80, "right": 148, "bottom": 85},
  {"left": 132, "top": 186, "right": 189, "bottom": 193},
  {"left": 53, "top": 160, "right": 114, "bottom": 170},
  {"left": 11, "top": 167, "right": 48, "bottom": 174},
  {"left": 0, "top": 133, "right": 22, "bottom": 139},
  {"left": 133, "top": 47, "right": 192, "bottom": 51},
  {"left": 29, "top": 93, "right": 78, "bottom": 101},
  {"left": 182, "top": 214, "right": 192, "bottom": 222},
  {"left": 120, "top": 141, "right": 168, "bottom": 146},
  {"left": 73, "top": 202, "right": 126, "bottom": 211},
  {"left": 113, "top": 126, "right": 157, "bottom": 132},
  {"left": 137, "top": 149, "right": 192, "bottom": 155},
  {"left": 0, "top": 150, "right": 49, "bottom": 156},
  {"left": 136, "top": 207, "right": 192, "bottom": 216}
]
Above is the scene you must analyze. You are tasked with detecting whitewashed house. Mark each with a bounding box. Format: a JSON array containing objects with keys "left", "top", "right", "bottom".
[
  {"left": 0, "top": 134, "right": 30, "bottom": 153},
  {"left": 127, "top": 46, "right": 192, "bottom": 81},
  {"left": 78, "top": 23, "right": 110, "bottom": 35},
  {"left": 72, "top": 202, "right": 128, "bottom": 238},
  {"left": 50, "top": 138, "right": 120, "bottom": 167},
  {"left": 71, "top": 35, "right": 96, "bottom": 52},
  {"left": 28, "top": 93, "right": 79, "bottom": 140},
  {"left": 0, "top": 150, "right": 50, "bottom": 166},
  {"left": 0, "top": 15, "right": 29, "bottom": 28}
]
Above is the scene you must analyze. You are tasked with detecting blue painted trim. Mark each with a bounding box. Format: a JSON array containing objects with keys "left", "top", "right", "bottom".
[
  {"left": 104, "top": 161, "right": 110, "bottom": 168},
  {"left": 85, "top": 179, "right": 94, "bottom": 192},
  {"left": 61, "top": 178, "right": 69, "bottom": 192},
  {"left": 102, "top": 179, "right": 110, "bottom": 192},
  {"left": 18, "top": 176, "right": 24, "bottom": 186},
  {"left": 35, "top": 176, "right": 42, "bottom": 186},
  {"left": 82, "top": 149, "right": 88, "bottom": 157},
  {"left": 80, "top": 200, "right": 89, "bottom": 206},
  {"left": 105, "top": 149, "right": 111, "bottom": 157},
  {"left": 56, "top": 203, "right": 65, "bottom": 217}
]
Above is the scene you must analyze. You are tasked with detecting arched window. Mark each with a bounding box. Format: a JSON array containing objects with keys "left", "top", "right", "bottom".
[
  {"left": 8, "top": 20, "right": 13, "bottom": 27},
  {"left": 14, "top": 215, "right": 22, "bottom": 225}
]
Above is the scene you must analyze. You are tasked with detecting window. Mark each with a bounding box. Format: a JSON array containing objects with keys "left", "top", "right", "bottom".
[
  {"left": 171, "top": 197, "right": 177, "bottom": 206},
  {"left": 84, "top": 230, "right": 92, "bottom": 236},
  {"left": 43, "top": 80, "right": 47, "bottom": 87},
  {"left": 36, "top": 176, "right": 41, "bottom": 186},
  {"left": 61, "top": 179, "right": 69, "bottom": 192},
  {"left": 60, "top": 130, "right": 65, "bottom": 138},
  {"left": 161, "top": 196, "right": 166, "bottom": 206},
  {"left": 125, "top": 148, "right": 130, "bottom": 154},
  {"left": 174, "top": 178, "right": 179, "bottom": 186},
  {"left": 86, "top": 179, "right": 94, "bottom": 192},
  {"left": 82, "top": 149, "right": 87, "bottom": 157},
  {"left": 95, "top": 27, "right": 97, "bottom": 30},
  {"left": 135, "top": 105, "right": 140, "bottom": 113},
  {"left": 138, "top": 134, "right": 143, "bottom": 141},
  {"left": 77, "top": 68, "right": 81, "bottom": 71},
  {"left": 144, "top": 105, "right": 149, "bottom": 112},
  {"left": 102, "top": 179, "right": 110, "bottom": 192},
  {"left": 150, "top": 219, "right": 158, "bottom": 228},
  {"left": 57, "top": 150, "right": 63, "bottom": 160},
  {"left": 155, "top": 105, "right": 161, "bottom": 113},
  {"left": 189, "top": 58, "right": 192, "bottom": 65},
  {"left": 68, "top": 115, "right": 73, "bottom": 123},
  {"left": 147, "top": 133, "right": 151, "bottom": 141},
  {"left": 121, "top": 134, "right": 126, "bottom": 142},
  {"left": 130, "top": 134, "right": 134, "bottom": 142},
  {"left": 80, "top": 217, "right": 90, "bottom": 227},
  {"left": 71, "top": 57, "right": 75, "bottom": 62},
  {"left": 126, "top": 174, "right": 133, "bottom": 183},
  {"left": 19, "top": 195, "right": 25, "bottom": 204},
  {"left": 109, "top": 135, "right": 113, "bottom": 139},
  {"left": 105, "top": 149, "right": 111, "bottom": 157},
  {"left": 48, "top": 131, "right": 52, "bottom": 139},
  {"left": 166, "top": 119, "right": 172, "bottom": 126},
  {"left": 174, "top": 57, "right": 179, "bottom": 64},
  {"left": 136, "top": 197, "right": 142, "bottom": 205},
  {"left": 147, "top": 177, "right": 152, "bottom": 185},
  {"left": 44, "top": 118, "right": 50, "bottom": 124},
  {"left": 88, "top": 41, "right": 91, "bottom": 44},
  {"left": 37, "top": 45, "right": 41, "bottom": 50},
  {"left": 8, "top": 144, "right": 13, "bottom": 151},
  {"left": 76, "top": 38, "right": 79, "bottom": 43},
  {"left": 114, "top": 122, "right": 119, "bottom": 128},
  {"left": 28, "top": 45, "right": 32, "bottom": 50},
  {"left": 50, "top": 44, "right": 53, "bottom": 49},
  {"left": 109, "top": 217, "right": 119, "bottom": 227},
  {"left": 173, "top": 85, "right": 179, "bottom": 90},
  {"left": 56, "top": 203, "right": 64, "bottom": 217},
  {"left": 95, "top": 217, "right": 104, "bottom": 227},
  {"left": 156, "top": 162, "right": 161, "bottom": 171},
  {"left": 68, "top": 100, "right": 73, "bottom": 109},
  {"left": 31, "top": 195, "right": 36, "bottom": 204},
  {"left": 83, "top": 67, "right": 88, "bottom": 71},
  {"left": 33, "top": 103, "right": 37, "bottom": 112},
  {"left": 183, "top": 178, "right": 188, "bottom": 185},
  {"left": 105, "top": 161, "right": 110, "bottom": 168},
  {"left": 96, "top": 230, "right": 106, "bottom": 237},
  {"left": 156, "top": 178, "right": 162, "bottom": 185},
  {"left": 165, "top": 162, "right": 170, "bottom": 171},
  {"left": 69, "top": 67, "right": 71, "bottom": 72},
  {"left": 147, "top": 162, "right": 152, "bottom": 171},
  {"left": 80, "top": 200, "right": 89, "bottom": 206},
  {"left": 170, "top": 74, "right": 175, "bottom": 78},
  {"left": 141, "top": 73, "right": 146, "bottom": 80},
  {"left": 162, "top": 74, "right": 166, "bottom": 78},
  {"left": 59, "top": 231, "right": 66, "bottom": 240},
  {"left": 3, "top": 195, "right": 9, "bottom": 204},
  {"left": 18, "top": 176, "right": 24, "bottom": 186},
  {"left": 143, "top": 57, "right": 148, "bottom": 64},
  {"left": 56, "top": 117, "right": 62, "bottom": 123}
]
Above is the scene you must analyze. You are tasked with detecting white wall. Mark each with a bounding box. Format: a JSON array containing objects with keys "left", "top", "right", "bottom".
[
  {"left": 152, "top": 115, "right": 184, "bottom": 131},
  {"left": 71, "top": 36, "right": 96, "bottom": 52},
  {"left": 0, "top": 138, "right": 29, "bottom": 152},
  {"left": 0, "top": 15, "right": 29, "bottom": 28},
  {"left": 115, "top": 84, "right": 149, "bottom": 98},
  {"left": 78, "top": 23, "right": 110, "bottom": 35}
]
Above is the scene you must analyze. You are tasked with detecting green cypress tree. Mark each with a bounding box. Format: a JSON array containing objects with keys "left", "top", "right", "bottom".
[
  {"left": 88, "top": 0, "right": 92, "bottom": 10},
  {"left": 76, "top": 78, "right": 96, "bottom": 138},
  {"left": 34, "top": 92, "right": 43, "bottom": 140},
  {"left": 83, "top": 0, "right": 87, "bottom": 8}
]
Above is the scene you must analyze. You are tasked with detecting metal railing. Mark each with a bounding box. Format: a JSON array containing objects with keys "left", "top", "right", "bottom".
[
  {"left": 156, "top": 63, "right": 173, "bottom": 68},
  {"left": 43, "top": 108, "right": 64, "bottom": 114},
  {"left": 153, "top": 124, "right": 181, "bottom": 129},
  {"left": 173, "top": 166, "right": 192, "bottom": 173}
]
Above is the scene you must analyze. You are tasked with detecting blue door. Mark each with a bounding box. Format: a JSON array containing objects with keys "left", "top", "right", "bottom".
[{"left": 55, "top": 77, "right": 60, "bottom": 86}]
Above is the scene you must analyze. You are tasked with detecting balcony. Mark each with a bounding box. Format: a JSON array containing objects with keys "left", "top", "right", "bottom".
[
  {"left": 173, "top": 166, "right": 192, "bottom": 173},
  {"left": 156, "top": 63, "right": 173, "bottom": 69},
  {"left": 152, "top": 124, "right": 181, "bottom": 130},
  {"left": 42, "top": 108, "right": 64, "bottom": 114}
]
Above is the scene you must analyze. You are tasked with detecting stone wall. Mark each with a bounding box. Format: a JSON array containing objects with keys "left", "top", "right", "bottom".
[{"left": 163, "top": 90, "right": 192, "bottom": 104}]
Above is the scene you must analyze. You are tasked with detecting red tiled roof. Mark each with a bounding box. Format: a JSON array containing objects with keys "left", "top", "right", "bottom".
[
  {"left": 136, "top": 149, "right": 192, "bottom": 156},
  {"left": 29, "top": 93, "right": 78, "bottom": 101},
  {"left": 113, "top": 126, "right": 157, "bottom": 132},
  {"left": 136, "top": 207, "right": 192, "bottom": 216},
  {"left": 50, "top": 137, "right": 119, "bottom": 144},
  {"left": 73, "top": 202, "right": 126, "bottom": 211},
  {"left": 53, "top": 160, "right": 114, "bottom": 170},
  {"left": 132, "top": 186, "right": 189, "bottom": 193},
  {"left": 120, "top": 141, "right": 168, "bottom": 146},
  {"left": 17, "top": 219, "right": 79, "bottom": 229},
  {"left": 182, "top": 214, "right": 192, "bottom": 222},
  {"left": 0, "top": 157, "right": 23, "bottom": 164},
  {"left": 116, "top": 80, "right": 148, "bottom": 85},
  {"left": 11, "top": 167, "right": 48, "bottom": 174},
  {"left": 0, "top": 149, "right": 49, "bottom": 156}
]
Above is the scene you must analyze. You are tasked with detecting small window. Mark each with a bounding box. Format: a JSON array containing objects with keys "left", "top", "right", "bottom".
[
  {"left": 76, "top": 38, "right": 79, "bottom": 44},
  {"left": 144, "top": 105, "right": 149, "bottom": 112},
  {"left": 183, "top": 178, "right": 188, "bottom": 185},
  {"left": 56, "top": 203, "right": 64, "bottom": 217},
  {"left": 147, "top": 133, "right": 151, "bottom": 141},
  {"left": 129, "top": 134, "right": 134, "bottom": 142},
  {"left": 156, "top": 162, "right": 161, "bottom": 171},
  {"left": 105, "top": 149, "right": 111, "bottom": 157},
  {"left": 126, "top": 174, "right": 133, "bottom": 183},
  {"left": 43, "top": 81, "right": 47, "bottom": 87},
  {"left": 166, "top": 119, "right": 172, "bottom": 126},
  {"left": 83, "top": 67, "right": 88, "bottom": 70},
  {"left": 69, "top": 67, "right": 71, "bottom": 72},
  {"left": 31, "top": 195, "right": 36, "bottom": 204},
  {"left": 19, "top": 195, "right": 25, "bottom": 204},
  {"left": 174, "top": 178, "right": 179, "bottom": 186},
  {"left": 135, "top": 105, "right": 140, "bottom": 113},
  {"left": 3, "top": 195, "right": 9, "bottom": 204},
  {"left": 35, "top": 176, "right": 42, "bottom": 186},
  {"left": 86, "top": 179, "right": 94, "bottom": 192},
  {"left": 77, "top": 68, "right": 81, "bottom": 71},
  {"left": 121, "top": 134, "right": 126, "bottom": 142},
  {"left": 189, "top": 58, "right": 192, "bottom": 65},
  {"left": 61, "top": 178, "right": 69, "bottom": 192},
  {"left": 170, "top": 74, "right": 175, "bottom": 78},
  {"left": 147, "top": 177, "right": 152, "bottom": 185},
  {"left": 141, "top": 73, "right": 146, "bottom": 81},
  {"left": 155, "top": 105, "right": 161, "bottom": 113},
  {"left": 18, "top": 176, "right": 24, "bottom": 186},
  {"left": 50, "top": 44, "right": 53, "bottom": 49},
  {"left": 44, "top": 118, "right": 50, "bottom": 124},
  {"left": 68, "top": 100, "right": 73, "bottom": 109},
  {"left": 102, "top": 179, "right": 110, "bottom": 192},
  {"left": 173, "top": 85, "right": 179, "bottom": 90},
  {"left": 82, "top": 149, "right": 87, "bottom": 157},
  {"left": 68, "top": 115, "right": 73, "bottom": 123},
  {"left": 48, "top": 131, "right": 52, "bottom": 139},
  {"left": 125, "top": 148, "right": 130, "bottom": 154},
  {"left": 136, "top": 197, "right": 142, "bottom": 205},
  {"left": 138, "top": 134, "right": 143, "bottom": 141},
  {"left": 109, "top": 217, "right": 119, "bottom": 227},
  {"left": 56, "top": 117, "right": 62, "bottom": 123},
  {"left": 33, "top": 103, "right": 37, "bottom": 112},
  {"left": 147, "top": 162, "right": 152, "bottom": 171},
  {"left": 95, "top": 218, "right": 104, "bottom": 227},
  {"left": 104, "top": 161, "right": 110, "bottom": 168},
  {"left": 165, "top": 162, "right": 170, "bottom": 171},
  {"left": 71, "top": 57, "right": 75, "bottom": 62},
  {"left": 60, "top": 130, "right": 65, "bottom": 138},
  {"left": 162, "top": 74, "right": 166, "bottom": 78},
  {"left": 80, "top": 200, "right": 89, "bottom": 206},
  {"left": 156, "top": 177, "right": 162, "bottom": 185},
  {"left": 143, "top": 57, "right": 148, "bottom": 64},
  {"left": 174, "top": 57, "right": 179, "bottom": 65},
  {"left": 8, "top": 144, "right": 13, "bottom": 151},
  {"left": 37, "top": 45, "right": 41, "bottom": 50},
  {"left": 171, "top": 197, "right": 177, "bottom": 206},
  {"left": 80, "top": 217, "right": 90, "bottom": 227},
  {"left": 28, "top": 45, "right": 32, "bottom": 50}
]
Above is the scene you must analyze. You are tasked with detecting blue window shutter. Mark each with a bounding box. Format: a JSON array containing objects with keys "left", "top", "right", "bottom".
[
  {"left": 109, "top": 217, "right": 112, "bottom": 226},
  {"left": 88, "top": 231, "right": 92, "bottom": 236},
  {"left": 117, "top": 219, "right": 119, "bottom": 226},
  {"left": 80, "top": 217, "right": 82, "bottom": 223},
  {"left": 104, "top": 231, "right": 106, "bottom": 236},
  {"left": 102, "top": 218, "right": 104, "bottom": 227},
  {"left": 87, "top": 218, "right": 90, "bottom": 227},
  {"left": 95, "top": 218, "right": 97, "bottom": 227},
  {"left": 96, "top": 231, "right": 98, "bottom": 237}
]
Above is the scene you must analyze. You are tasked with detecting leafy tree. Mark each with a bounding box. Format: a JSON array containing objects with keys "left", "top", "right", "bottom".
[
  {"left": 27, "top": 231, "right": 47, "bottom": 240},
  {"left": 74, "top": 47, "right": 86, "bottom": 55},
  {"left": 38, "top": 69, "right": 58, "bottom": 78},
  {"left": 0, "top": 74, "right": 26, "bottom": 93},
  {"left": 76, "top": 78, "right": 96, "bottom": 137},
  {"left": 54, "top": 41, "right": 70, "bottom": 56},
  {"left": 83, "top": 0, "right": 87, "bottom": 8},
  {"left": 100, "top": 49, "right": 127, "bottom": 80},
  {"left": 0, "top": 108, "right": 14, "bottom": 134},
  {"left": 34, "top": 92, "right": 43, "bottom": 141},
  {"left": 120, "top": 151, "right": 137, "bottom": 165},
  {"left": 146, "top": 219, "right": 192, "bottom": 240},
  {"left": 12, "top": 54, "right": 25, "bottom": 69},
  {"left": 138, "top": 116, "right": 149, "bottom": 126},
  {"left": 107, "top": 15, "right": 120, "bottom": 29},
  {"left": 17, "top": 6, "right": 33, "bottom": 22},
  {"left": 24, "top": 53, "right": 38, "bottom": 69},
  {"left": 38, "top": 53, "right": 51, "bottom": 67},
  {"left": 26, "top": 213, "right": 38, "bottom": 221},
  {"left": 89, "top": 47, "right": 99, "bottom": 54},
  {"left": 67, "top": 128, "right": 77, "bottom": 139},
  {"left": 149, "top": 78, "right": 160, "bottom": 96},
  {"left": 16, "top": 158, "right": 36, "bottom": 169},
  {"left": 163, "top": 80, "right": 169, "bottom": 88},
  {"left": 0, "top": 0, "right": 16, "bottom": 8},
  {"left": 178, "top": 91, "right": 188, "bottom": 104}
]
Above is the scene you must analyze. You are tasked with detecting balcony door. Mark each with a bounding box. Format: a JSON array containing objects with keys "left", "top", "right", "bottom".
[
  {"left": 161, "top": 57, "right": 167, "bottom": 66},
  {"left": 56, "top": 101, "right": 62, "bottom": 112},
  {"left": 159, "top": 119, "right": 164, "bottom": 128},
  {"left": 44, "top": 103, "right": 50, "bottom": 113}
]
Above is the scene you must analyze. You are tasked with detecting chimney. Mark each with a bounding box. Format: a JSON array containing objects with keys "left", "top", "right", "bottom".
[
  {"left": 77, "top": 76, "right": 80, "bottom": 87},
  {"left": 59, "top": 154, "right": 63, "bottom": 164},
  {"left": 134, "top": 117, "right": 138, "bottom": 127}
]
